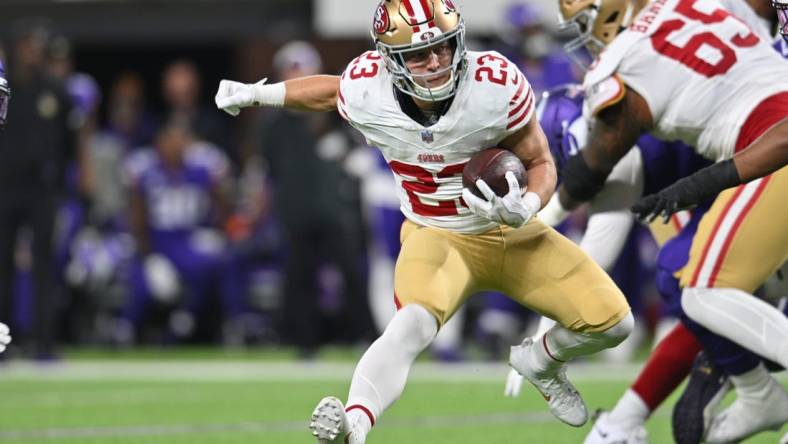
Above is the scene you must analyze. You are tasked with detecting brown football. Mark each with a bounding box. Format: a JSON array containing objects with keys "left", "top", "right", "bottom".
[{"left": 462, "top": 148, "right": 527, "bottom": 198}]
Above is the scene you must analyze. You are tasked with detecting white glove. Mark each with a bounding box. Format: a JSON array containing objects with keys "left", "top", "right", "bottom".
[
  {"left": 504, "top": 368, "right": 524, "bottom": 397},
  {"left": 215, "top": 78, "right": 285, "bottom": 116},
  {"left": 462, "top": 171, "right": 541, "bottom": 228},
  {"left": 0, "top": 322, "right": 11, "bottom": 354},
  {"left": 144, "top": 254, "right": 180, "bottom": 304}
]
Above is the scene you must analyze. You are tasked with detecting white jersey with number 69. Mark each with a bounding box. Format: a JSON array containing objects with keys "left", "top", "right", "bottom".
[
  {"left": 337, "top": 50, "right": 535, "bottom": 234},
  {"left": 583, "top": 0, "right": 788, "bottom": 161}
]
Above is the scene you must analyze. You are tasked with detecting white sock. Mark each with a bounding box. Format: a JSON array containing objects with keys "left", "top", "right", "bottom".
[
  {"left": 345, "top": 409, "right": 373, "bottom": 441},
  {"left": 535, "top": 316, "right": 557, "bottom": 337},
  {"left": 608, "top": 389, "right": 650, "bottom": 429},
  {"left": 682, "top": 287, "right": 788, "bottom": 368},
  {"left": 345, "top": 304, "right": 438, "bottom": 436},
  {"left": 730, "top": 363, "right": 771, "bottom": 400}
]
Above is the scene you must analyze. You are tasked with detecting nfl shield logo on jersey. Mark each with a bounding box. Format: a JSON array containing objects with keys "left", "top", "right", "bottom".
[{"left": 421, "top": 130, "right": 434, "bottom": 143}]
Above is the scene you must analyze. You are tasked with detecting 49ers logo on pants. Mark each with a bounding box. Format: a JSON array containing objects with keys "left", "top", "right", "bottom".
[{"left": 374, "top": 3, "right": 390, "bottom": 34}]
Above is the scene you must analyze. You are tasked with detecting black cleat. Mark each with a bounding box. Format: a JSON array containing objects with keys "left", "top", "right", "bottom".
[{"left": 672, "top": 352, "right": 731, "bottom": 444}]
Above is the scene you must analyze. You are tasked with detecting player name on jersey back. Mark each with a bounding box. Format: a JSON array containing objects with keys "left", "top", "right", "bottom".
[
  {"left": 338, "top": 50, "right": 534, "bottom": 234},
  {"left": 583, "top": 0, "right": 788, "bottom": 161}
]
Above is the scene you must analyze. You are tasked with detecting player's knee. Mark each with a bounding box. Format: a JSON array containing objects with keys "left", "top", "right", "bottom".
[
  {"left": 681, "top": 287, "right": 710, "bottom": 321},
  {"left": 598, "top": 311, "right": 634, "bottom": 347},
  {"left": 384, "top": 304, "right": 438, "bottom": 352}
]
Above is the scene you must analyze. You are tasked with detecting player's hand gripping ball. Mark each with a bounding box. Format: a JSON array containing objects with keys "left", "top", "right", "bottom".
[
  {"left": 462, "top": 148, "right": 527, "bottom": 198},
  {"left": 462, "top": 149, "right": 539, "bottom": 228}
]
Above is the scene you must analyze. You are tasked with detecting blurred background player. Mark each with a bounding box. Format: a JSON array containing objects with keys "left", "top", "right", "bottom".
[
  {"left": 161, "top": 59, "right": 235, "bottom": 162},
  {"left": 496, "top": 2, "right": 577, "bottom": 96},
  {"left": 121, "top": 119, "right": 245, "bottom": 344},
  {"left": 0, "top": 59, "right": 11, "bottom": 355},
  {"left": 0, "top": 21, "right": 77, "bottom": 359},
  {"left": 556, "top": 0, "right": 788, "bottom": 440},
  {"left": 243, "top": 40, "right": 374, "bottom": 358}
]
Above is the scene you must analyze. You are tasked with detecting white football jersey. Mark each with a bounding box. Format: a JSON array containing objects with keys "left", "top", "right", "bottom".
[
  {"left": 338, "top": 50, "right": 535, "bottom": 234},
  {"left": 583, "top": 0, "right": 788, "bottom": 161}
]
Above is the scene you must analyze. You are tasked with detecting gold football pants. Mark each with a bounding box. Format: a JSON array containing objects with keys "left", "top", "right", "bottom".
[
  {"left": 394, "top": 218, "right": 630, "bottom": 332},
  {"left": 681, "top": 166, "right": 788, "bottom": 292}
]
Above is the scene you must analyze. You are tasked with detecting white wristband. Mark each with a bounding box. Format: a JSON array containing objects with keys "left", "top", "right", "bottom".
[
  {"left": 523, "top": 191, "right": 542, "bottom": 216},
  {"left": 251, "top": 80, "right": 286, "bottom": 108}
]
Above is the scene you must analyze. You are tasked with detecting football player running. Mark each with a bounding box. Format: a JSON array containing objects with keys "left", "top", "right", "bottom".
[
  {"left": 555, "top": 0, "right": 788, "bottom": 441},
  {"left": 217, "top": 1, "right": 635, "bottom": 442}
]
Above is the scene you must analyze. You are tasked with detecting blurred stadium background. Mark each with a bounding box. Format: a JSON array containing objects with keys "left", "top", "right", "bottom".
[{"left": 0, "top": 0, "right": 784, "bottom": 443}]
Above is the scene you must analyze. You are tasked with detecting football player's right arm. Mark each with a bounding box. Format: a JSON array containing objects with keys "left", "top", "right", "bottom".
[
  {"left": 215, "top": 75, "right": 339, "bottom": 115},
  {"left": 558, "top": 85, "right": 652, "bottom": 211}
]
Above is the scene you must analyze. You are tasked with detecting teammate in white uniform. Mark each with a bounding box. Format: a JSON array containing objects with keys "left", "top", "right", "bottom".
[
  {"left": 216, "top": 1, "right": 635, "bottom": 442},
  {"left": 556, "top": 0, "right": 788, "bottom": 441}
]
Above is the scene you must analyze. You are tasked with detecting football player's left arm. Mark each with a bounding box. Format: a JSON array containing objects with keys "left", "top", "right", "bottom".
[
  {"left": 632, "top": 119, "right": 788, "bottom": 222},
  {"left": 558, "top": 86, "right": 652, "bottom": 210},
  {"left": 500, "top": 115, "right": 556, "bottom": 209}
]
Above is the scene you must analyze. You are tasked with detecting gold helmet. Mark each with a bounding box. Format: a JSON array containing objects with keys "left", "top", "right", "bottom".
[
  {"left": 372, "top": 0, "right": 467, "bottom": 101},
  {"left": 558, "top": 0, "right": 646, "bottom": 65}
]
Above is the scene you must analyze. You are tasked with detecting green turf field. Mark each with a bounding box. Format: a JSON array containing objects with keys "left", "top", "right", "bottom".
[{"left": 0, "top": 356, "right": 786, "bottom": 444}]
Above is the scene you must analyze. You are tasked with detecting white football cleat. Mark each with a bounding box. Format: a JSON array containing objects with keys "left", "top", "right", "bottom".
[
  {"left": 583, "top": 411, "right": 648, "bottom": 444},
  {"left": 310, "top": 397, "right": 349, "bottom": 443},
  {"left": 705, "top": 378, "right": 788, "bottom": 443},
  {"left": 509, "top": 337, "right": 588, "bottom": 427},
  {"left": 780, "top": 431, "right": 788, "bottom": 444},
  {"left": 309, "top": 397, "right": 367, "bottom": 444}
]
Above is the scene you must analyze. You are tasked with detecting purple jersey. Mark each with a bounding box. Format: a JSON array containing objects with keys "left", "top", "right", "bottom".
[{"left": 124, "top": 142, "right": 228, "bottom": 243}]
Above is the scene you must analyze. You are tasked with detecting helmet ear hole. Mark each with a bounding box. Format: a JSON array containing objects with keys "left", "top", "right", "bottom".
[{"left": 605, "top": 11, "right": 619, "bottom": 23}]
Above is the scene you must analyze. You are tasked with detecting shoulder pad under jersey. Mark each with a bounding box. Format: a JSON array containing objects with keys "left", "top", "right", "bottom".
[
  {"left": 337, "top": 51, "right": 387, "bottom": 125},
  {"left": 466, "top": 50, "right": 536, "bottom": 135},
  {"left": 582, "top": 29, "right": 645, "bottom": 116}
]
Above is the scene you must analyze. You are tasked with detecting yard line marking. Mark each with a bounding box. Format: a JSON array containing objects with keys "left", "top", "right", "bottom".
[
  {"left": 0, "top": 410, "right": 671, "bottom": 440},
  {"left": 0, "top": 361, "right": 652, "bottom": 382},
  {"left": 2, "top": 361, "right": 787, "bottom": 383}
]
